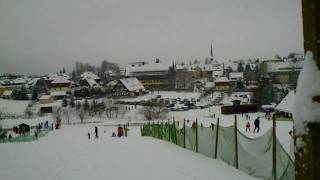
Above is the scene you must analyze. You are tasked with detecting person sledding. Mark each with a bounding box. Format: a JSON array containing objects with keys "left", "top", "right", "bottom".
[{"left": 117, "top": 125, "right": 124, "bottom": 137}]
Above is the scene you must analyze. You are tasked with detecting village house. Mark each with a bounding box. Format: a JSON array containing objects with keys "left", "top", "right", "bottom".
[
  {"left": 259, "top": 58, "right": 303, "bottom": 85},
  {"left": 80, "top": 72, "right": 101, "bottom": 85},
  {"left": 111, "top": 78, "right": 145, "bottom": 97},
  {"left": 39, "top": 95, "right": 54, "bottom": 104},
  {"left": 49, "top": 77, "right": 72, "bottom": 92},
  {"left": 126, "top": 59, "right": 174, "bottom": 90},
  {"left": 214, "top": 77, "right": 231, "bottom": 92}
]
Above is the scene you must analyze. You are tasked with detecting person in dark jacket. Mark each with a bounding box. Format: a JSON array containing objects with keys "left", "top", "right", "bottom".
[
  {"left": 253, "top": 117, "right": 260, "bottom": 133},
  {"left": 94, "top": 126, "right": 98, "bottom": 138},
  {"left": 88, "top": 132, "right": 91, "bottom": 140}
]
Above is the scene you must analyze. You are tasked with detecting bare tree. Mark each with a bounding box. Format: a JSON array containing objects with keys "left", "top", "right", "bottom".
[
  {"left": 77, "top": 107, "right": 86, "bottom": 124},
  {"left": 139, "top": 102, "right": 169, "bottom": 120}
]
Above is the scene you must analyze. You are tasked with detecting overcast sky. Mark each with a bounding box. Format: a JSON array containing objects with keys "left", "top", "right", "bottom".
[{"left": 0, "top": 0, "right": 303, "bottom": 75}]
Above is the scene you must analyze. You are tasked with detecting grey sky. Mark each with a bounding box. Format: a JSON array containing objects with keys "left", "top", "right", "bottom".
[{"left": 0, "top": 0, "right": 303, "bottom": 75}]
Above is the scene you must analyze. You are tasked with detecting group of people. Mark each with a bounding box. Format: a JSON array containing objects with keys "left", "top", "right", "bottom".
[
  {"left": 245, "top": 117, "right": 260, "bottom": 133},
  {"left": 88, "top": 125, "right": 126, "bottom": 140}
]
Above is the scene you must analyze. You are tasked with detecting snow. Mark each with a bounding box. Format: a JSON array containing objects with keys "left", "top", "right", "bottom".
[
  {"left": 294, "top": 51, "right": 320, "bottom": 135},
  {"left": 229, "top": 72, "right": 244, "bottom": 80},
  {"left": 0, "top": 99, "right": 30, "bottom": 114},
  {"left": 50, "top": 91, "right": 67, "bottom": 96},
  {"left": 0, "top": 125, "right": 258, "bottom": 180},
  {"left": 81, "top": 71, "right": 100, "bottom": 80},
  {"left": 2, "top": 90, "right": 12, "bottom": 96},
  {"left": 84, "top": 78, "right": 100, "bottom": 87},
  {"left": 274, "top": 91, "right": 295, "bottom": 114},
  {"left": 215, "top": 76, "right": 230, "bottom": 83},
  {"left": 0, "top": 116, "right": 54, "bottom": 129},
  {"left": 50, "top": 77, "right": 71, "bottom": 84},
  {"left": 119, "top": 78, "right": 145, "bottom": 91},
  {"left": 118, "top": 91, "right": 201, "bottom": 102},
  {"left": 39, "top": 95, "right": 52, "bottom": 100}
]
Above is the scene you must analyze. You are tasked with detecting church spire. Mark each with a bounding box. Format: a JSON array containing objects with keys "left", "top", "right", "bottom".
[{"left": 210, "top": 43, "right": 213, "bottom": 61}]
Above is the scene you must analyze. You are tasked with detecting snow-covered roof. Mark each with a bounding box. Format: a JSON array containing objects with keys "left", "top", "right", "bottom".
[
  {"left": 50, "top": 91, "right": 67, "bottom": 96},
  {"left": 215, "top": 77, "right": 230, "bottom": 83},
  {"left": 275, "top": 91, "right": 295, "bottom": 113},
  {"left": 176, "top": 63, "right": 222, "bottom": 72},
  {"left": 85, "top": 78, "right": 100, "bottom": 87},
  {"left": 266, "top": 60, "right": 303, "bottom": 73},
  {"left": 106, "top": 80, "right": 117, "bottom": 87},
  {"left": 81, "top": 72, "right": 100, "bottom": 80},
  {"left": 205, "top": 82, "right": 215, "bottom": 88},
  {"left": 126, "top": 62, "right": 170, "bottom": 76},
  {"left": 48, "top": 73, "right": 71, "bottom": 80},
  {"left": 39, "top": 95, "right": 52, "bottom": 100},
  {"left": 229, "top": 72, "right": 243, "bottom": 79},
  {"left": 2, "top": 90, "right": 12, "bottom": 96},
  {"left": 50, "top": 77, "right": 71, "bottom": 84},
  {"left": 119, "top": 78, "right": 145, "bottom": 91}
]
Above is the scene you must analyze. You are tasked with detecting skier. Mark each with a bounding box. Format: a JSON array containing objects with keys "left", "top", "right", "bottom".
[
  {"left": 34, "top": 131, "right": 38, "bottom": 140},
  {"left": 245, "top": 122, "right": 251, "bottom": 132},
  {"left": 112, "top": 132, "right": 116, "bottom": 137},
  {"left": 253, "top": 117, "right": 260, "bottom": 133},
  {"left": 94, "top": 126, "right": 98, "bottom": 139},
  {"left": 117, "top": 125, "right": 123, "bottom": 137},
  {"left": 192, "top": 121, "right": 196, "bottom": 129},
  {"left": 88, "top": 132, "right": 91, "bottom": 140}
]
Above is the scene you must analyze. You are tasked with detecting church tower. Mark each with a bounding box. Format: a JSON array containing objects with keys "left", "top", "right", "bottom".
[{"left": 210, "top": 44, "right": 214, "bottom": 61}]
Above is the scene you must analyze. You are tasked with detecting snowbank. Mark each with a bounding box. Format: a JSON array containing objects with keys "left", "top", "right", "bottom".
[{"left": 293, "top": 51, "right": 320, "bottom": 135}]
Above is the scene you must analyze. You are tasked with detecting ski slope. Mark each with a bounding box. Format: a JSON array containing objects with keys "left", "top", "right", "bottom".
[{"left": 0, "top": 125, "right": 259, "bottom": 180}]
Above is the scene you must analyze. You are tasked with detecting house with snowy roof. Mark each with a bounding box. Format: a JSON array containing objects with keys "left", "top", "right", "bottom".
[
  {"left": 229, "top": 72, "right": 244, "bottom": 81},
  {"left": 126, "top": 58, "right": 174, "bottom": 90},
  {"left": 111, "top": 78, "right": 145, "bottom": 97},
  {"left": 260, "top": 59, "right": 303, "bottom": 85},
  {"left": 79, "top": 71, "right": 101, "bottom": 88},
  {"left": 274, "top": 90, "right": 295, "bottom": 119},
  {"left": 50, "top": 76, "right": 72, "bottom": 92},
  {"left": 214, "top": 77, "right": 231, "bottom": 92}
]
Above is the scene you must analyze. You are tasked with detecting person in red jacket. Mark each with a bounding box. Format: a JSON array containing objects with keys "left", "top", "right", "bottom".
[
  {"left": 117, "top": 125, "right": 124, "bottom": 137},
  {"left": 245, "top": 122, "right": 251, "bottom": 132}
]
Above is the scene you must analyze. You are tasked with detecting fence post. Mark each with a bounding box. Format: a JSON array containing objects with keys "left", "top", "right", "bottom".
[
  {"left": 215, "top": 118, "right": 220, "bottom": 159},
  {"left": 124, "top": 124, "right": 127, "bottom": 137},
  {"left": 234, "top": 115, "right": 238, "bottom": 169},
  {"left": 272, "top": 115, "right": 277, "bottom": 180},
  {"left": 195, "top": 118, "right": 198, "bottom": 152},
  {"left": 183, "top": 118, "right": 186, "bottom": 148}
]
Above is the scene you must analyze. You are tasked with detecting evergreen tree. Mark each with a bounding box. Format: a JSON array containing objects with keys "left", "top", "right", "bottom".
[
  {"left": 62, "top": 98, "right": 68, "bottom": 107},
  {"left": 76, "top": 102, "right": 81, "bottom": 110},
  {"left": 237, "top": 61, "right": 244, "bottom": 72},
  {"left": 31, "top": 88, "right": 38, "bottom": 100},
  {"left": 70, "top": 98, "right": 75, "bottom": 108}
]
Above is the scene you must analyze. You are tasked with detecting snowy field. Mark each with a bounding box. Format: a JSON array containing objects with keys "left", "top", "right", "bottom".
[
  {"left": 0, "top": 125, "right": 259, "bottom": 180},
  {"left": 0, "top": 99, "right": 30, "bottom": 114}
]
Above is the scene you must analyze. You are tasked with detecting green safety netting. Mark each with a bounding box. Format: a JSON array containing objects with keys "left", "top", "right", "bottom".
[
  {"left": 140, "top": 123, "right": 294, "bottom": 180},
  {"left": 185, "top": 126, "right": 196, "bottom": 151},
  {"left": 276, "top": 139, "right": 294, "bottom": 180},
  {"left": 0, "top": 129, "right": 52, "bottom": 143},
  {"left": 198, "top": 125, "right": 216, "bottom": 158},
  {"left": 217, "top": 125, "right": 236, "bottom": 166},
  {"left": 238, "top": 129, "right": 273, "bottom": 179}
]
